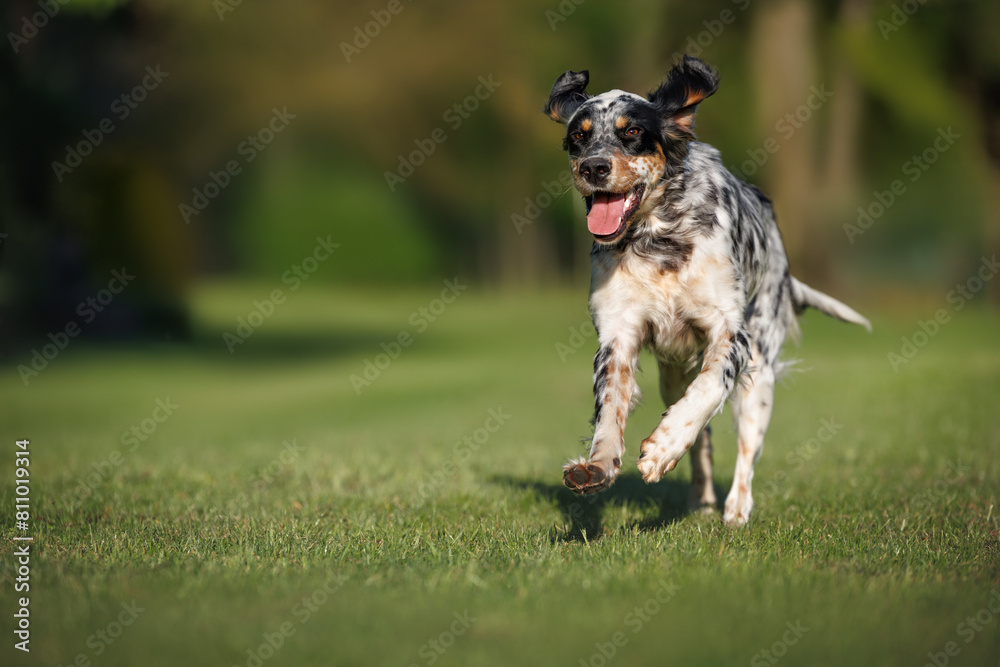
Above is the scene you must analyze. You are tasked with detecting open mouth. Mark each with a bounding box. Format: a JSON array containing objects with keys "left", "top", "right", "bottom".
[{"left": 584, "top": 183, "right": 645, "bottom": 243}]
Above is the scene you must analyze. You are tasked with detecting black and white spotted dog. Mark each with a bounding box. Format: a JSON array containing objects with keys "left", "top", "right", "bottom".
[{"left": 544, "top": 56, "right": 870, "bottom": 525}]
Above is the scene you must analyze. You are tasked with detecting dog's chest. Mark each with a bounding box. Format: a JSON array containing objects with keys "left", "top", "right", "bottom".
[{"left": 589, "top": 248, "right": 730, "bottom": 363}]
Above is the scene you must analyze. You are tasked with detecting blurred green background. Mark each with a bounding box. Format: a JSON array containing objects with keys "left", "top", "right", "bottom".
[
  {"left": 2, "top": 0, "right": 999, "bottom": 345},
  {"left": 3, "top": 3, "right": 1000, "bottom": 666}
]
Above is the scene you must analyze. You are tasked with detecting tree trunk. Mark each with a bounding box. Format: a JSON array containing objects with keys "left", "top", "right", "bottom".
[{"left": 749, "top": 0, "right": 822, "bottom": 283}]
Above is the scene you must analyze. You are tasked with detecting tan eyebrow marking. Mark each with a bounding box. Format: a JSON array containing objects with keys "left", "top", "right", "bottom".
[{"left": 581, "top": 118, "right": 592, "bottom": 132}]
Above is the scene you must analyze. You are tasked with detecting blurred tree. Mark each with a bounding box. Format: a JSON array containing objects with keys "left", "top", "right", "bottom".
[
  {"left": 749, "top": 0, "right": 824, "bottom": 282},
  {"left": 1, "top": 0, "right": 191, "bottom": 346}
]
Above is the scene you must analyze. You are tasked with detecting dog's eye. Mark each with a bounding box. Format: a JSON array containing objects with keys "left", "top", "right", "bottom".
[
  {"left": 625, "top": 127, "right": 641, "bottom": 137},
  {"left": 571, "top": 131, "right": 586, "bottom": 141}
]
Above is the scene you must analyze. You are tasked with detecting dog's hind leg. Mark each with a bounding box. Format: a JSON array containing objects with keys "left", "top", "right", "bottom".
[
  {"left": 688, "top": 426, "right": 717, "bottom": 513},
  {"left": 657, "top": 361, "right": 717, "bottom": 512},
  {"left": 723, "top": 354, "right": 775, "bottom": 526}
]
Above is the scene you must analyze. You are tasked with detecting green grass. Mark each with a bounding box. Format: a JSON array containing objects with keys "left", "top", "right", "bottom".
[{"left": 3, "top": 283, "right": 999, "bottom": 667}]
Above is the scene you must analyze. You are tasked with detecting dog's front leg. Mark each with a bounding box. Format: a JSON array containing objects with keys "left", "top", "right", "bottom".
[
  {"left": 637, "top": 323, "right": 750, "bottom": 484},
  {"left": 563, "top": 338, "right": 639, "bottom": 494}
]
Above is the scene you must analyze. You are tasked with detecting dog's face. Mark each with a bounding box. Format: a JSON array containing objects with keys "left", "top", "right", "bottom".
[{"left": 544, "top": 56, "right": 719, "bottom": 245}]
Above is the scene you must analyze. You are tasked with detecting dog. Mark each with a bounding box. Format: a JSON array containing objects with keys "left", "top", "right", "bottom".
[{"left": 543, "top": 55, "right": 870, "bottom": 525}]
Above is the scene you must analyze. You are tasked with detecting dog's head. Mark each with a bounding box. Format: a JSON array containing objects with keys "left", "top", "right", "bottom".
[{"left": 544, "top": 56, "right": 719, "bottom": 245}]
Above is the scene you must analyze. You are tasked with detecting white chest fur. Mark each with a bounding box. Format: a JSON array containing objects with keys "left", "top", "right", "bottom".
[{"left": 589, "top": 243, "right": 742, "bottom": 368}]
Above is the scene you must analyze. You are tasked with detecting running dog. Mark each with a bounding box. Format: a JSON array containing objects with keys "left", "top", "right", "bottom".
[{"left": 544, "top": 55, "right": 870, "bottom": 525}]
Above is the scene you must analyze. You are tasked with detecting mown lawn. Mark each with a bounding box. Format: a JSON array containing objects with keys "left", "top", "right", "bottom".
[{"left": 2, "top": 282, "right": 999, "bottom": 667}]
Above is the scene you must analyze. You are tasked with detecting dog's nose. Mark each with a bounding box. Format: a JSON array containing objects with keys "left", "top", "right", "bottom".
[{"left": 579, "top": 157, "right": 611, "bottom": 185}]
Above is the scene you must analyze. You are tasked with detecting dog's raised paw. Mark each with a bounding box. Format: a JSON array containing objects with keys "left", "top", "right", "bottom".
[
  {"left": 562, "top": 459, "right": 615, "bottom": 494},
  {"left": 636, "top": 444, "right": 679, "bottom": 484}
]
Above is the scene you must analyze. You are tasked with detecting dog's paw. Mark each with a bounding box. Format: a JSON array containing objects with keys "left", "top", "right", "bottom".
[
  {"left": 636, "top": 448, "right": 677, "bottom": 484},
  {"left": 636, "top": 435, "right": 687, "bottom": 484},
  {"left": 563, "top": 457, "right": 618, "bottom": 495},
  {"left": 687, "top": 486, "right": 718, "bottom": 515},
  {"left": 688, "top": 498, "right": 718, "bottom": 515},
  {"left": 723, "top": 491, "right": 753, "bottom": 527}
]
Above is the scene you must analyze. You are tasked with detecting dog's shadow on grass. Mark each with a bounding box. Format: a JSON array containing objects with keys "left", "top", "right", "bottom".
[{"left": 491, "top": 472, "right": 725, "bottom": 542}]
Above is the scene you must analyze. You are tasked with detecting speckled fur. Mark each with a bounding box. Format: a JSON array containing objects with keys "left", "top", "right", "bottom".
[{"left": 546, "top": 56, "right": 870, "bottom": 525}]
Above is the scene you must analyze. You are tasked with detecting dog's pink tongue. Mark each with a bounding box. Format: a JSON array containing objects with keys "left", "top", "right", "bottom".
[{"left": 587, "top": 192, "right": 626, "bottom": 236}]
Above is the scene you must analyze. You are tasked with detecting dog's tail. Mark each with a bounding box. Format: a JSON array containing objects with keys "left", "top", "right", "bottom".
[{"left": 790, "top": 277, "right": 871, "bottom": 332}]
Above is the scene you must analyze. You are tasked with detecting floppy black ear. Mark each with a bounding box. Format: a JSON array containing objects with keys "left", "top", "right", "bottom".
[
  {"left": 647, "top": 55, "right": 719, "bottom": 139},
  {"left": 544, "top": 70, "right": 591, "bottom": 124}
]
